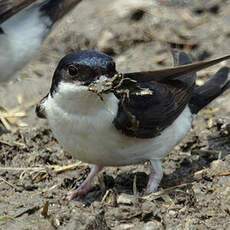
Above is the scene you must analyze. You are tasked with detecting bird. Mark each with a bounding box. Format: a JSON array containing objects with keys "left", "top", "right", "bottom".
[
  {"left": 36, "top": 49, "right": 230, "bottom": 200},
  {"left": 0, "top": 0, "right": 82, "bottom": 82}
]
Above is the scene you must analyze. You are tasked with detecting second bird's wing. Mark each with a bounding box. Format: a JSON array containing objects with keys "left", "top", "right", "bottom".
[{"left": 0, "top": 0, "right": 38, "bottom": 23}]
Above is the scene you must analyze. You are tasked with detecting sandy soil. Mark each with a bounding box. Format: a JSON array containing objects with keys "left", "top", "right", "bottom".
[{"left": 0, "top": 0, "right": 230, "bottom": 229}]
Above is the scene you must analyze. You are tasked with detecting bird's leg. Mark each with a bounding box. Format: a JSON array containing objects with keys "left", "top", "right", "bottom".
[
  {"left": 67, "top": 165, "right": 103, "bottom": 201},
  {"left": 145, "top": 160, "right": 163, "bottom": 194}
]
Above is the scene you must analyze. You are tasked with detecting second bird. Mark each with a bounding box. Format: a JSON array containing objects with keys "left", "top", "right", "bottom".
[{"left": 0, "top": 0, "right": 82, "bottom": 82}]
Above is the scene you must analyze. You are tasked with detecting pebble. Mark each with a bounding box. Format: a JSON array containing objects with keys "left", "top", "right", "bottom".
[{"left": 117, "top": 193, "right": 136, "bottom": 205}]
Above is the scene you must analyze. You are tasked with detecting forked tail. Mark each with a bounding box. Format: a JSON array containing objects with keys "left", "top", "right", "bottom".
[{"left": 189, "top": 67, "right": 230, "bottom": 114}]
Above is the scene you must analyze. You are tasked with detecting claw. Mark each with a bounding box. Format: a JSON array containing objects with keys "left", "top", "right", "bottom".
[{"left": 66, "top": 165, "right": 103, "bottom": 201}]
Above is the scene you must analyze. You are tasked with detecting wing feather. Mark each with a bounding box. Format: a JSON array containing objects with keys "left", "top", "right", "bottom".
[
  {"left": 0, "top": 0, "right": 37, "bottom": 23},
  {"left": 114, "top": 50, "right": 196, "bottom": 138},
  {"left": 123, "top": 54, "right": 230, "bottom": 82}
]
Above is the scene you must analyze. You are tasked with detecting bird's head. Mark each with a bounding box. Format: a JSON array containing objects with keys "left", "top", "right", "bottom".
[
  {"left": 47, "top": 50, "right": 118, "bottom": 114},
  {"left": 50, "top": 50, "right": 117, "bottom": 96}
]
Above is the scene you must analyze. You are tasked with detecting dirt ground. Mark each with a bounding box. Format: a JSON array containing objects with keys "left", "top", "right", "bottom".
[{"left": 0, "top": 0, "right": 230, "bottom": 229}]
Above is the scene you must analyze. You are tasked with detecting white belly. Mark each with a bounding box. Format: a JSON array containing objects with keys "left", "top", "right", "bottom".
[{"left": 45, "top": 92, "right": 193, "bottom": 166}]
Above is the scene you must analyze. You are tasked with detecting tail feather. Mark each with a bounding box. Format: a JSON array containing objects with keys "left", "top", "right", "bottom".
[{"left": 189, "top": 67, "right": 230, "bottom": 114}]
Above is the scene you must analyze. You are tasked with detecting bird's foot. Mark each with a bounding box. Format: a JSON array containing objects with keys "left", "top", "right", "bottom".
[
  {"left": 145, "top": 177, "right": 160, "bottom": 194},
  {"left": 66, "top": 183, "right": 92, "bottom": 201},
  {"left": 144, "top": 160, "right": 163, "bottom": 195},
  {"left": 66, "top": 165, "right": 103, "bottom": 201}
]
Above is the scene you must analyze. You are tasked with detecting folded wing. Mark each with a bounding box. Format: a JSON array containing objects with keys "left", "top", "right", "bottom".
[{"left": 114, "top": 50, "right": 196, "bottom": 138}]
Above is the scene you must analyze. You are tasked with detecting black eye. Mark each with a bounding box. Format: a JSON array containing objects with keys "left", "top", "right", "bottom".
[{"left": 68, "top": 65, "right": 78, "bottom": 76}]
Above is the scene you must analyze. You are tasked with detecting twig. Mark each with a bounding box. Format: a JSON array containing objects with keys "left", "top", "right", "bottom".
[
  {"left": 0, "top": 166, "right": 45, "bottom": 171},
  {"left": 0, "top": 111, "right": 26, "bottom": 118},
  {"left": 31, "top": 183, "right": 61, "bottom": 198},
  {"left": 0, "top": 162, "right": 85, "bottom": 183},
  {"left": 0, "top": 117, "right": 11, "bottom": 131},
  {"left": 53, "top": 162, "right": 84, "bottom": 173},
  {"left": 41, "top": 201, "right": 49, "bottom": 218},
  {"left": 0, "top": 176, "right": 18, "bottom": 190},
  {"left": 0, "top": 140, "right": 26, "bottom": 148},
  {"left": 0, "top": 99, "right": 38, "bottom": 130},
  {"left": 215, "top": 171, "right": 230, "bottom": 177},
  {"left": 14, "top": 206, "right": 40, "bottom": 218},
  {"left": 142, "top": 169, "right": 230, "bottom": 201},
  {"left": 0, "top": 140, "right": 13, "bottom": 147},
  {"left": 0, "top": 162, "right": 84, "bottom": 173},
  {"left": 133, "top": 174, "right": 138, "bottom": 196},
  {"left": 142, "top": 182, "right": 196, "bottom": 201},
  {"left": 101, "top": 189, "right": 112, "bottom": 203}
]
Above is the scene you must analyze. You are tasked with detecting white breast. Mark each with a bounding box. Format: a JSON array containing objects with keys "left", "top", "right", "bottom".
[
  {"left": 44, "top": 82, "right": 193, "bottom": 166},
  {"left": 0, "top": 3, "right": 51, "bottom": 82}
]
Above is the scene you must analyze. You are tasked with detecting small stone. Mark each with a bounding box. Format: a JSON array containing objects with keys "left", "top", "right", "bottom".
[
  {"left": 116, "top": 223, "right": 135, "bottom": 230},
  {"left": 143, "top": 221, "right": 163, "bottom": 230},
  {"left": 168, "top": 210, "right": 176, "bottom": 216},
  {"left": 23, "top": 183, "right": 38, "bottom": 191},
  {"left": 117, "top": 193, "right": 136, "bottom": 205},
  {"left": 210, "top": 159, "right": 226, "bottom": 174},
  {"left": 194, "top": 169, "right": 207, "bottom": 180}
]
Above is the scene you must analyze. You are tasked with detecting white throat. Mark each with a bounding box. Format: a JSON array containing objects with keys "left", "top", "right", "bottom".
[{"left": 50, "top": 81, "right": 118, "bottom": 115}]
